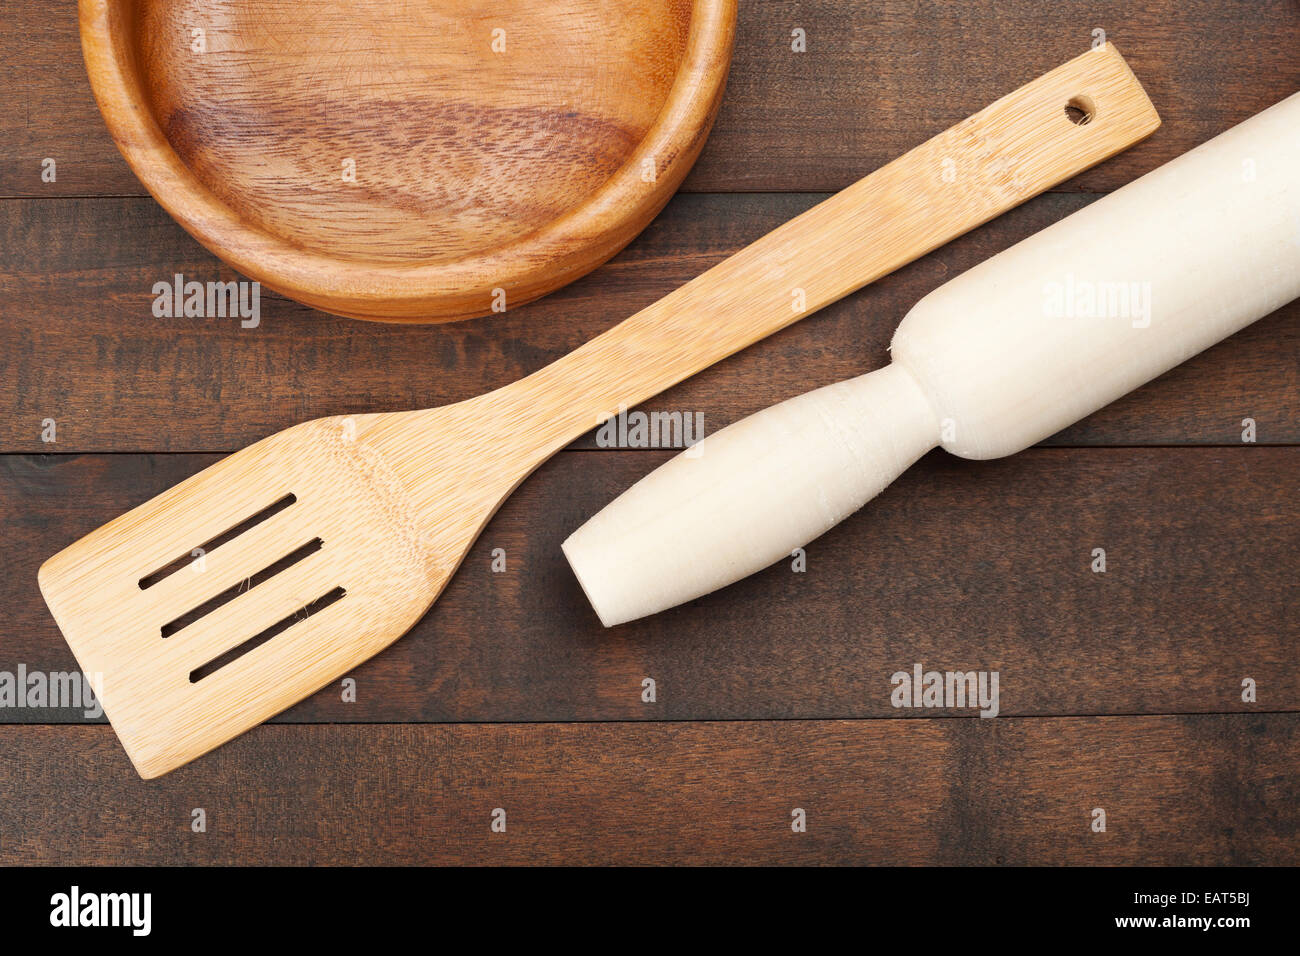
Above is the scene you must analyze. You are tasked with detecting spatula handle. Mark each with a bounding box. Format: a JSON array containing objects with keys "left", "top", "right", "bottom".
[{"left": 513, "top": 44, "right": 1159, "bottom": 453}]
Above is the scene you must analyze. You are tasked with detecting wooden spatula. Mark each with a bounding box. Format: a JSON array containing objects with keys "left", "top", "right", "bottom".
[{"left": 40, "top": 45, "right": 1159, "bottom": 777}]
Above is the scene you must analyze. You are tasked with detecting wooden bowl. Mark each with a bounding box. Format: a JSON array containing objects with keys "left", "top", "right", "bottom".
[{"left": 80, "top": 0, "right": 737, "bottom": 322}]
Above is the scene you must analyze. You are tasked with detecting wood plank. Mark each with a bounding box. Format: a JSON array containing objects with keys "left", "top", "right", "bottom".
[
  {"left": 3, "top": 193, "right": 1297, "bottom": 453},
  {"left": 4, "top": 447, "right": 1295, "bottom": 723},
  {"left": 0, "top": 715, "right": 1292, "bottom": 864},
  {"left": 695, "top": 0, "right": 1300, "bottom": 193},
  {"left": 3, "top": 1, "right": 1298, "bottom": 197}
]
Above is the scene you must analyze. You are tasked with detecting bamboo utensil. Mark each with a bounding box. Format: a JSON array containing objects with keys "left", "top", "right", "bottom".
[
  {"left": 564, "top": 90, "right": 1300, "bottom": 626},
  {"left": 40, "top": 46, "right": 1158, "bottom": 777},
  {"left": 79, "top": 0, "right": 737, "bottom": 322}
]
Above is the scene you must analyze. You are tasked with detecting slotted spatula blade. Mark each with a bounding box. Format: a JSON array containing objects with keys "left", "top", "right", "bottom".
[
  {"left": 38, "top": 414, "right": 478, "bottom": 777},
  {"left": 39, "top": 46, "right": 1160, "bottom": 777}
]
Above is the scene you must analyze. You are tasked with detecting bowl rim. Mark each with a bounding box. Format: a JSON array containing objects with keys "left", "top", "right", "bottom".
[{"left": 79, "top": 0, "right": 738, "bottom": 322}]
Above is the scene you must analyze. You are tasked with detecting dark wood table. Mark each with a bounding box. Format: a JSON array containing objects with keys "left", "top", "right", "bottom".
[{"left": 1, "top": 1, "right": 1295, "bottom": 865}]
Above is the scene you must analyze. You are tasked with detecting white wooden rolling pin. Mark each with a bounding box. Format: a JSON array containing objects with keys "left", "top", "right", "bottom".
[{"left": 564, "top": 91, "right": 1300, "bottom": 627}]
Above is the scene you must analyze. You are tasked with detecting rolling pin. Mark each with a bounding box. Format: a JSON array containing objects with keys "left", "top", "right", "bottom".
[{"left": 563, "top": 91, "right": 1300, "bottom": 627}]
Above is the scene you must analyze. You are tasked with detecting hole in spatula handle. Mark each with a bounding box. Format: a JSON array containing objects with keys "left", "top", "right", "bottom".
[{"left": 1065, "top": 95, "right": 1095, "bottom": 125}]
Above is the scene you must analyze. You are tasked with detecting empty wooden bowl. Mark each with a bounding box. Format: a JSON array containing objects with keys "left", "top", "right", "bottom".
[{"left": 80, "top": 0, "right": 737, "bottom": 322}]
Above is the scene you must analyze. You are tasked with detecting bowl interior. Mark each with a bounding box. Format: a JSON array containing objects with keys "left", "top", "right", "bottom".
[{"left": 130, "top": 0, "right": 694, "bottom": 264}]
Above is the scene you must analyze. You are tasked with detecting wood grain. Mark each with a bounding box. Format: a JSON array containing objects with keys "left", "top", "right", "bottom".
[
  {"left": 5, "top": 0, "right": 1298, "bottom": 197},
  {"left": 4, "top": 192, "right": 1295, "bottom": 454},
  {"left": 32, "top": 48, "right": 1165, "bottom": 778},
  {"left": 0, "top": 716, "right": 1292, "bottom": 864},
  {"left": 75, "top": 0, "right": 735, "bottom": 321},
  {"left": 7, "top": 447, "right": 1295, "bottom": 724},
  {"left": 2, "top": 0, "right": 1295, "bottom": 862}
]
